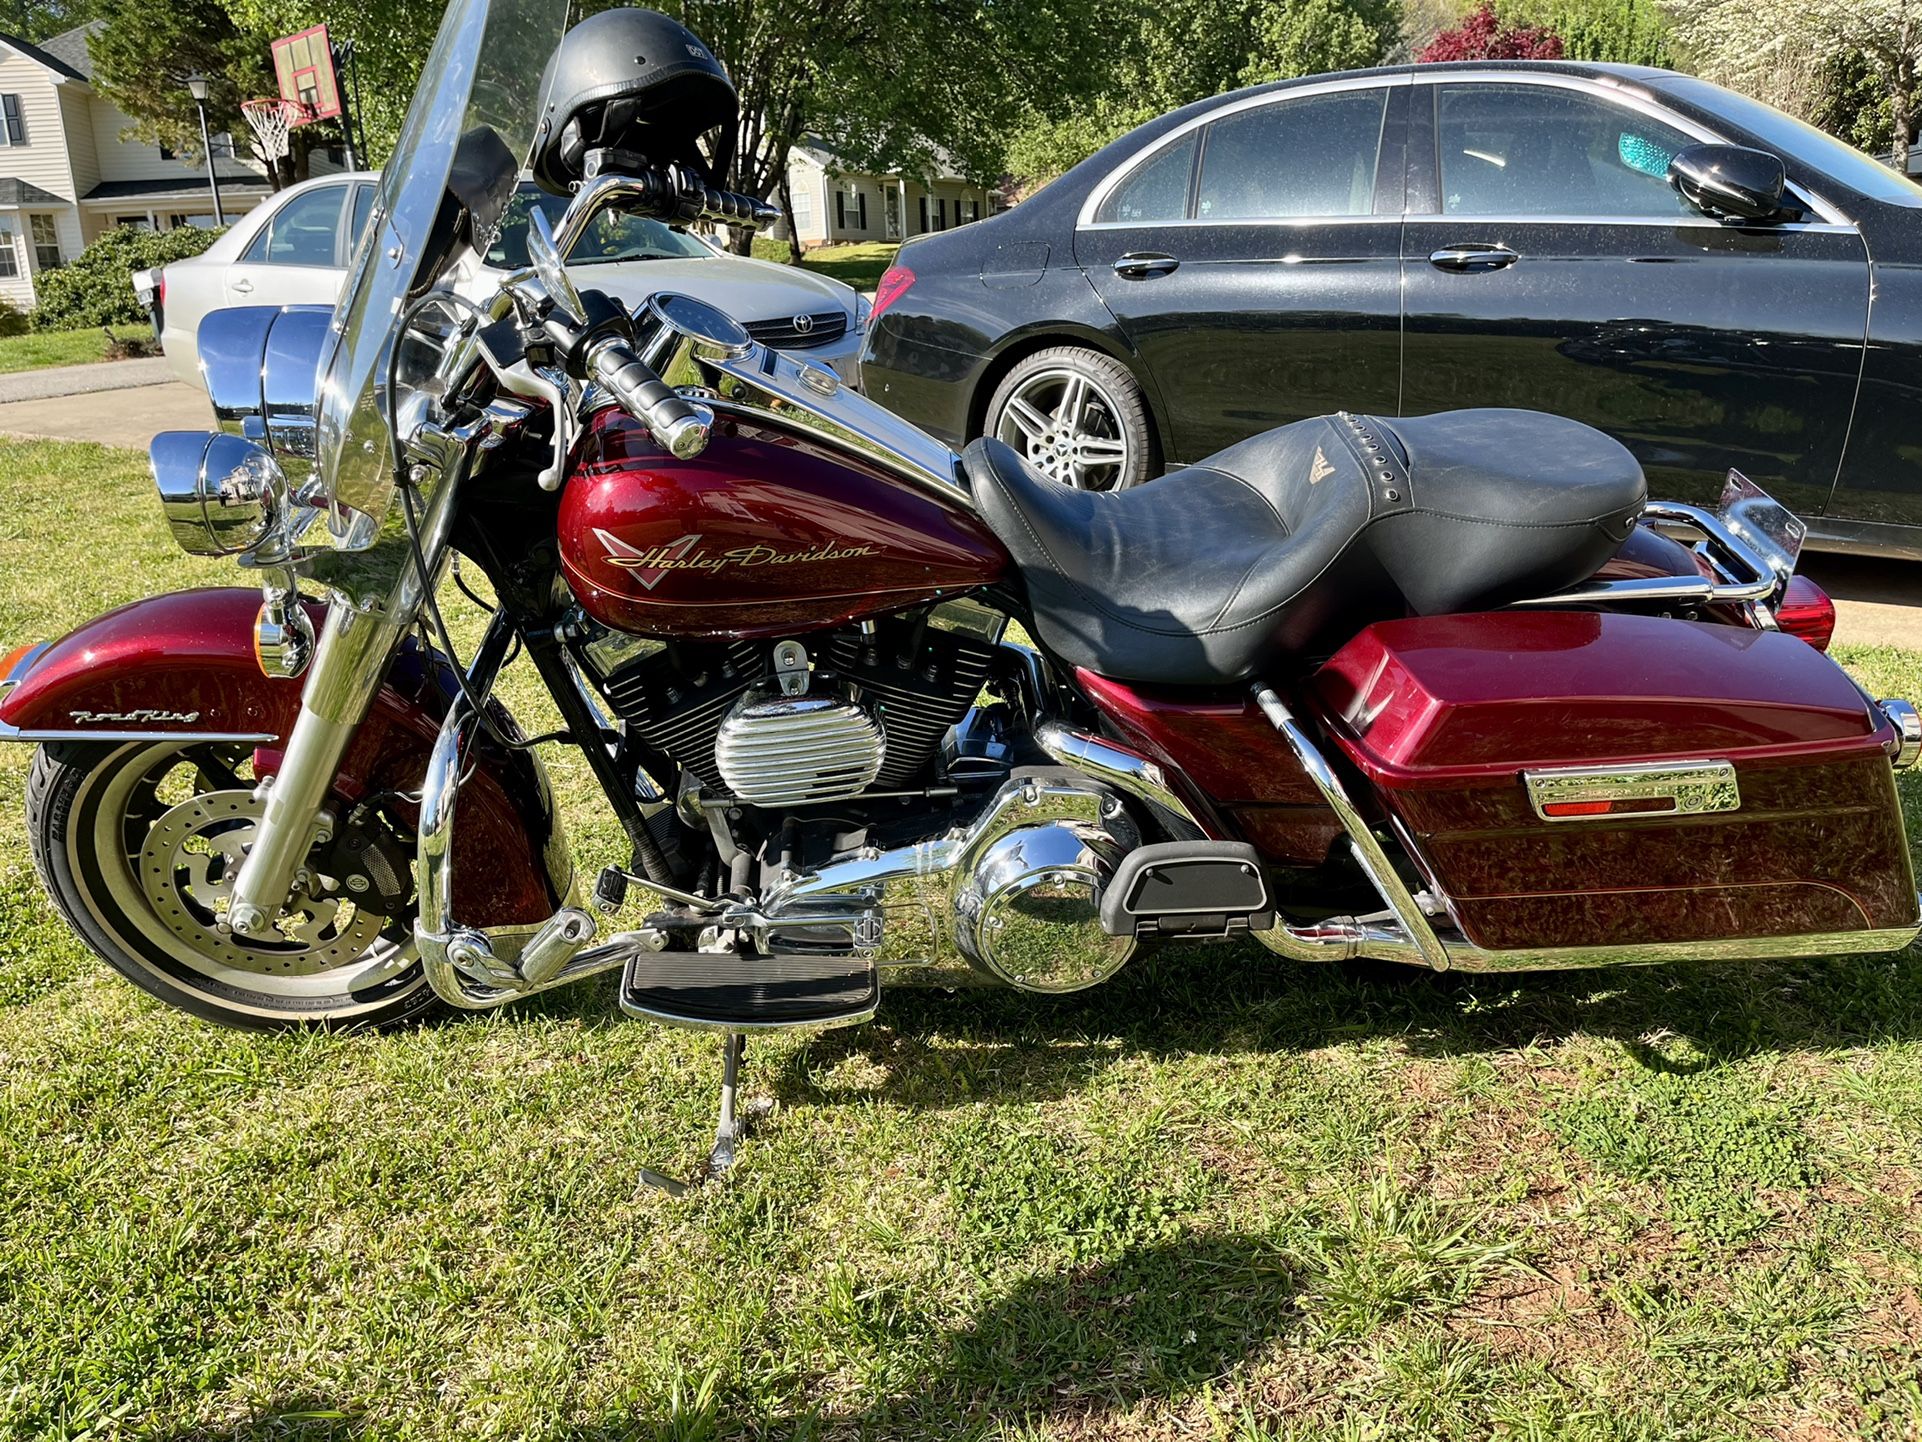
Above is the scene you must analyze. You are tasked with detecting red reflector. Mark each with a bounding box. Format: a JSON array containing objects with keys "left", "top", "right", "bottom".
[
  {"left": 1775, "top": 574, "right": 1836, "bottom": 651},
  {"left": 1543, "top": 800, "right": 1614, "bottom": 817},
  {"left": 867, "top": 265, "right": 916, "bottom": 327},
  {"left": 1542, "top": 796, "right": 1677, "bottom": 819}
]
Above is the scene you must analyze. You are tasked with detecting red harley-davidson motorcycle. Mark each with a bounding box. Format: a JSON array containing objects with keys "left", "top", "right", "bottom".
[{"left": 3, "top": 0, "right": 1918, "bottom": 1179}]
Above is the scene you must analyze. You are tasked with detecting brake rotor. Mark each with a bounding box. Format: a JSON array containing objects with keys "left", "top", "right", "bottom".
[{"left": 136, "top": 788, "right": 387, "bottom": 977}]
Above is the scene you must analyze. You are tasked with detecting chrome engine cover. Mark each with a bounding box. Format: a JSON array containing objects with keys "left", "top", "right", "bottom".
[
  {"left": 739, "top": 772, "right": 1138, "bottom": 992},
  {"left": 713, "top": 690, "right": 885, "bottom": 806},
  {"left": 955, "top": 820, "right": 1135, "bottom": 992}
]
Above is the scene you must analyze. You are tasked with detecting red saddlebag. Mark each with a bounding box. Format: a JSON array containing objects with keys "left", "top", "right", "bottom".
[{"left": 1310, "top": 611, "right": 1918, "bottom": 952}]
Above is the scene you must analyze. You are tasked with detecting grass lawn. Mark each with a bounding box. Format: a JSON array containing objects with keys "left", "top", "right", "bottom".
[
  {"left": 751, "top": 238, "right": 898, "bottom": 292},
  {"left": 0, "top": 325, "right": 151, "bottom": 375},
  {"left": 2, "top": 435, "right": 1922, "bottom": 1439}
]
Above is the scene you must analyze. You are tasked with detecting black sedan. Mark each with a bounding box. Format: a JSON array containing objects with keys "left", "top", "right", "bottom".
[{"left": 859, "top": 61, "right": 1922, "bottom": 555}]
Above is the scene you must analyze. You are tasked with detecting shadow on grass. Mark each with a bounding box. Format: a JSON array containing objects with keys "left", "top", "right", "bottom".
[
  {"left": 753, "top": 938, "right": 1922, "bottom": 1110},
  {"left": 142, "top": 1234, "right": 1300, "bottom": 1440}
]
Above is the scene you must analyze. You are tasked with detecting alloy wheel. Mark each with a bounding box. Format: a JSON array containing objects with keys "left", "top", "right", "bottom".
[{"left": 994, "top": 367, "right": 1133, "bottom": 490}]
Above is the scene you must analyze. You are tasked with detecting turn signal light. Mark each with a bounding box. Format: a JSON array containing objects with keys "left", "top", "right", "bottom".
[
  {"left": 867, "top": 265, "right": 916, "bottom": 328},
  {"left": 1774, "top": 575, "right": 1836, "bottom": 651}
]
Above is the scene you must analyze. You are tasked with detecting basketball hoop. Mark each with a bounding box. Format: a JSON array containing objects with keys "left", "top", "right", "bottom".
[{"left": 240, "top": 97, "right": 305, "bottom": 162}]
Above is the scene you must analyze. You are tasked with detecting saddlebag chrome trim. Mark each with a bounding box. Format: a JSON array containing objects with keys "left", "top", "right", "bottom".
[
  {"left": 1246, "top": 681, "right": 1922, "bottom": 971},
  {"left": 1523, "top": 759, "right": 1740, "bottom": 822}
]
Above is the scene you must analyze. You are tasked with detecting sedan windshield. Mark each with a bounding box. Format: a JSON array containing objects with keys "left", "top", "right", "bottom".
[{"left": 486, "top": 183, "right": 713, "bottom": 267}]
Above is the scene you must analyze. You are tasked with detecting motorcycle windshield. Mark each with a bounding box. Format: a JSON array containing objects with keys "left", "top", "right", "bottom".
[{"left": 314, "top": 0, "right": 567, "bottom": 548}]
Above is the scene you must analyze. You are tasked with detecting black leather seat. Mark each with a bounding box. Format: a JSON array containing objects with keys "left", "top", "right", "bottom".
[{"left": 963, "top": 408, "right": 1645, "bottom": 687}]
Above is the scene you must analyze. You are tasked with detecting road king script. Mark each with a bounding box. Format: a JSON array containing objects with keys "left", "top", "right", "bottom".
[{"left": 595, "top": 530, "right": 881, "bottom": 590}]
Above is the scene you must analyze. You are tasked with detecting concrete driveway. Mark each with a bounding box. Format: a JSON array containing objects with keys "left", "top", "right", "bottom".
[{"left": 0, "top": 357, "right": 210, "bottom": 450}]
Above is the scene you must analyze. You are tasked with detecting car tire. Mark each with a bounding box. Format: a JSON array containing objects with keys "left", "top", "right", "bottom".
[{"left": 985, "top": 346, "right": 1158, "bottom": 491}]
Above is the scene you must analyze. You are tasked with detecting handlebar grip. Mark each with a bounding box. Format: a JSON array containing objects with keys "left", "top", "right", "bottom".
[{"left": 590, "top": 341, "right": 712, "bottom": 459}]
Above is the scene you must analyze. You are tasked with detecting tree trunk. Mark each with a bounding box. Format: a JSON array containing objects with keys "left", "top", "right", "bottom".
[
  {"left": 1892, "top": 18, "right": 1917, "bottom": 160},
  {"left": 778, "top": 167, "right": 803, "bottom": 264}
]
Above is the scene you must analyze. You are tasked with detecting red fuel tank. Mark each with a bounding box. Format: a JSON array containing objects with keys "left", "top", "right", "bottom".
[{"left": 558, "top": 410, "right": 1011, "bottom": 639}]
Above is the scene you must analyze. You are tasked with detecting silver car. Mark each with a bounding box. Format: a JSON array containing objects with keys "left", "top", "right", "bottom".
[{"left": 135, "top": 173, "right": 868, "bottom": 385}]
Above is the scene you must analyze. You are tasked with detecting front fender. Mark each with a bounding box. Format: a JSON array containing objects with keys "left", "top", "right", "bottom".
[{"left": 0, "top": 587, "right": 568, "bottom": 928}]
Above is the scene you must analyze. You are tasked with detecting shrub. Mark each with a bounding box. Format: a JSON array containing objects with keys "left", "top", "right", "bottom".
[
  {"left": 0, "top": 297, "right": 27, "bottom": 337},
  {"left": 30, "top": 224, "right": 223, "bottom": 332},
  {"left": 1419, "top": 1, "right": 1565, "bottom": 60}
]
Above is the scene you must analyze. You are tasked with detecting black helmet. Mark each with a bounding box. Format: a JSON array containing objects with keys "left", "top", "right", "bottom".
[{"left": 530, "top": 8, "right": 738, "bottom": 193}]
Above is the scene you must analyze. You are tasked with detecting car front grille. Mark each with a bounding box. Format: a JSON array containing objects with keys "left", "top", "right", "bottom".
[{"left": 744, "top": 312, "right": 848, "bottom": 349}]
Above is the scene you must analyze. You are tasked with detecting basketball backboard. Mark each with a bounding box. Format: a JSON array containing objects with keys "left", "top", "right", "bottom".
[{"left": 270, "top": 24, "right": 340, "bottom": 126}]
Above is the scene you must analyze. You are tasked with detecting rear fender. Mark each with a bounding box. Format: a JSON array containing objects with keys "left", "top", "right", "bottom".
[{"left": 0, "top": 587, "right": 567, "bottom": 928}]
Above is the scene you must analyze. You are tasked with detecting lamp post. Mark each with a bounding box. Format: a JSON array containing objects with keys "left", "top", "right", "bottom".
[{"left": 185, "top": 73, "right": 226, "bottom": 227}]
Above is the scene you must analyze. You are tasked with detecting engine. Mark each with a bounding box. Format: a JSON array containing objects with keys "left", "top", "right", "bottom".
[{"left": 575, "top": 598, "right": 1005, "bottom": 808}]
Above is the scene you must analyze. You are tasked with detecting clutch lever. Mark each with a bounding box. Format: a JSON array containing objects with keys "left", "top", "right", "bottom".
[{"left": 493, "top": 357, "right": 580, "bottom": 491}]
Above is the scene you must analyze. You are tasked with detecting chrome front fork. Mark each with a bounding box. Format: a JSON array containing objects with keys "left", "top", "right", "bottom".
[
  {"left": 224, "top": 603, "right": 412, "bottom": 936},
  {"left": 224, "top": 457, "right": 465, "bottom": 937}
]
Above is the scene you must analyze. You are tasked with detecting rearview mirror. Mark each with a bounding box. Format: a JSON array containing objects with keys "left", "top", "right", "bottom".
[{"left": 1667, "top": 143, "right": 1798, "bottom": 224}]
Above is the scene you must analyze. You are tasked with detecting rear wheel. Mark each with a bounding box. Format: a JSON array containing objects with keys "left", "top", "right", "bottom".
[
  {"left": 26, "top": 740, "right": 438, "bottom": 1031},
  {"left": 986, "top": 346, "right": 1157, "bottom": 491}
]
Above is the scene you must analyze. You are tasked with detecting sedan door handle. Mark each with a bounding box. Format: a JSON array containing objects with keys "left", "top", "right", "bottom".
[
  {"left": 1113, "top": 252, "right": 1179, "bottom": 280},
  {"left": 1428, "top": 244, "right": 1519, "bottom": 274},
  {"left": 230, "top": 277, "right": 254, "bottom": 294}
]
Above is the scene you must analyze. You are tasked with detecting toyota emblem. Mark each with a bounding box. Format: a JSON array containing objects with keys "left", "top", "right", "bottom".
[{"left": 791, "top": 313, "right": 815, "bottom": 335}]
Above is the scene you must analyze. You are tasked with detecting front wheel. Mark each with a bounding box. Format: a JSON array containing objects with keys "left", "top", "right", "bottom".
[
  {"left": 26, "top": 739, "right": 440, "bottom": 1031},
  {"left": 985, "top": 346, "right": 1157, "bottom": 491}
]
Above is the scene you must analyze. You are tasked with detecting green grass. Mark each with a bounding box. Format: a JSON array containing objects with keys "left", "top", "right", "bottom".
[
  {"left": 0, "top": 325, "right": 151, "bottom": 375},
  {"left": 2, "top": 436, "right": 1922, "bottom": 1439},
  {"left": 751, "top": 238, "right": 898, "bottom": 291}
]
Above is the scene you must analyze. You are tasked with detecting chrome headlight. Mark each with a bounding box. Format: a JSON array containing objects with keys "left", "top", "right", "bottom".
[{"left": 150, "top": 431, "right": 286, "bottom": 558}]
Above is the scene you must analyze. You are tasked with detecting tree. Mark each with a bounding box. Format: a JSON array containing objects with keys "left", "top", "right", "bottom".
[
  {"left": 1419, "top": 1, "right": 1564, "bottom": 59},
  {"left": 1665, "top": 0, "right": 1922, "bottom": 156},
  {"left": 1001, "top": 0, "right": 1402, "bottom": 190},
  {"left": 624, "top": 0, "right": 1114, "bottom": 254},
  {"left": 1501, "top": 0, "right": 1675, "bottom": 65},
  {"left": 87, "top": 0, "right": 316, "bottom": 186}
]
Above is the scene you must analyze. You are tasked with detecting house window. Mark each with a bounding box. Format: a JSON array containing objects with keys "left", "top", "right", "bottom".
[
  {"left": 792, "top": 189, "right": 815, "bottom": 229},
  {"left": 917, "top": 194, "right": 928, "bottom": 232},
  {"left": 1, "top": 94, "right": 25, "bottom": 147},
  {"left": 936, "top": 197, "right": 946, "bottom": 229},
  {"left": 856, "top": 191, "right": 867, "bottom": 230},
  {"left": 159, "top": 144, "right": 174, "bottom": 160},
  {"left": 29, "top": 214, "right": 59, "bottom": 270},
  {"left": 0, "top": 225, "right": 18, "bottom": 278},
  {"left": 969, "top": 199, "right": 980, "bottom": 222},
  {"left": 835, "top": 190, "right": 846, "bottom": 229}
]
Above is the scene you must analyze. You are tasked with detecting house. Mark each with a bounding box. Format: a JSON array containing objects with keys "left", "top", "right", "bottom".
[
  {"left": 784, "top": 140, "right": 997, "bottom": 247},
  {"left": 0, "top": 22, "right": 286, "bottom": 309}
]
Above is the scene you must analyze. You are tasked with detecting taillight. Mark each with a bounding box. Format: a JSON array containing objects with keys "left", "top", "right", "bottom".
[
  {"left": 1775, "top": 574, "right": 1835, "bottom": 651},
  {"left": 867, "top": 265, "right": 915, "bottom": 328},
  {"left": 156, "top": 270, "right": 165, "bottom": 307}
]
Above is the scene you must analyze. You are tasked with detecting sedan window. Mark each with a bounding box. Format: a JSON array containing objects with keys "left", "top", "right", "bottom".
[
  {"left": 1095, "top": 133, "right": 1197, "bottom": 225},
  {"left": 485, "top": 185, "right": 711, "bottom": 267},
  {"left": 1195, "top": 89, "right": 1388, "bottom": 220},
  {"left": 1437, "top": 84, "right": 1697, "bottom": 219},
  {"left": 243, "top": 184, "right": 348, "bottom": 266}
]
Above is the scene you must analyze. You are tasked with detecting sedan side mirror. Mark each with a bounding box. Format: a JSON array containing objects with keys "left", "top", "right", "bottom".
[{"left": 1667, "top": 143, "right": 1801, "bottom": 224}]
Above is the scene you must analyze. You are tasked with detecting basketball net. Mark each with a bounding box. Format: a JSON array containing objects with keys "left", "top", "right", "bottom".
[{"left": 240, "top": 97, "right": 304, "bottom": 163}]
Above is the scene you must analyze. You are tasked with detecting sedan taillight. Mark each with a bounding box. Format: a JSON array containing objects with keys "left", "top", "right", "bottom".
[{"left": 867, "top": 265, "right": 916, "bottom": 328}]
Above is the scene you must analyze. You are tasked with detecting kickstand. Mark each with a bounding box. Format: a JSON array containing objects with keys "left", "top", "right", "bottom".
[{"left": 642, "top": 1032, "right": 768, "bottom": 1197}]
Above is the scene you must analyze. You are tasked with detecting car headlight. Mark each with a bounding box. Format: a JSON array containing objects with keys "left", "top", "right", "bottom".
[{"left": 855, "top": 291, "right": 873, "bottom": 329}]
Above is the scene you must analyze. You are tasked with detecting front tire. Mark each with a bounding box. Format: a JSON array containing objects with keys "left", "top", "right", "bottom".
[
  {"left": 26, "top": 740, "right": 440, "bottom": 1031},
  {"left": 985, "top": 346, "right": 1157, "bottom": 491}
]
